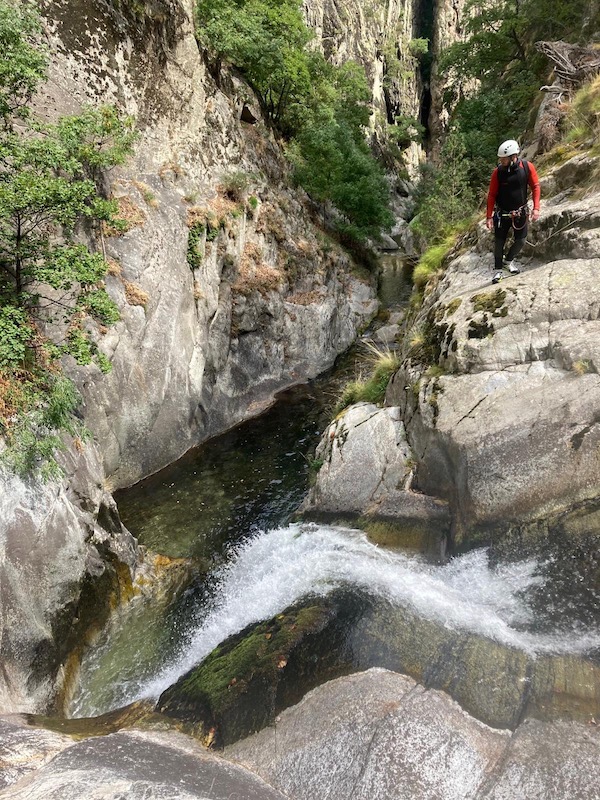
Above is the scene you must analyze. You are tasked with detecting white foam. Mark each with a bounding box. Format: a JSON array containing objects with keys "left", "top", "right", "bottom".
[{"left": 72, "top": 523, "right": 600, "bottom": 717}]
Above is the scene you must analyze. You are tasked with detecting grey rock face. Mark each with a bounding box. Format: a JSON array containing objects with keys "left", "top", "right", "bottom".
[
  {"left": 301, "top": 404, "right": 450, "bottom": 553},
  {"left": 305, "top": 403, "right": 413, "bottom": 514},
  {"left": 0, "top": 444, "right": 138, "bottom": 713},
  {"left": 0, "top": 727, "right": 286, "bottom": 800},
  {"left": 482, "top": 718, "right": 600, "bottom": 800},
  {"left": 372, "top": 322, "right": 401, "bottom": 343},
  {"left": 385, "top": 174, "right": 600, "bottom": 540},
  {"left": 37, "top": 0, "right": 377, "bottom": 489},
  {"left": 227, "top": 668, "right": 600, "bottom": 800},
  {"left": 3, "top": 670, "right": 599, "bottom": 800},
  {"left": 303, "top": 0, "right": 423, "bottom": 176},
  {"left": 227, "top": 668, "right": 507, "bottom": 800},
  {"left": 0, "top": 718, "right": 72, "bottom": 790}
]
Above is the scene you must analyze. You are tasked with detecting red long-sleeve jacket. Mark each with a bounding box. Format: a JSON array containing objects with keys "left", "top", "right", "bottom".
[{"left": 486, "top": 160, "right": 541, "bottom": 218}]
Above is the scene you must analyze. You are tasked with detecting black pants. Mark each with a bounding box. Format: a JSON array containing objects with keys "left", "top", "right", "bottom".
[{"left": 494, "top": 211, "right": 527, "bottom": 270}]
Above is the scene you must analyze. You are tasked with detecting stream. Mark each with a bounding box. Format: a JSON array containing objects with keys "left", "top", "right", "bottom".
[{"left": 69, "top": 257, "right": 600, "bottom": 734}]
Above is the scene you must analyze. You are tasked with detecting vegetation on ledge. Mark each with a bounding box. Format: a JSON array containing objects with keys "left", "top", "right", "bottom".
[
  {"left": 195, "top": 0, "right": 393, "bottom": 242},
  {"left": 0, "top": 0, "right": 135, "bottom": 477}
]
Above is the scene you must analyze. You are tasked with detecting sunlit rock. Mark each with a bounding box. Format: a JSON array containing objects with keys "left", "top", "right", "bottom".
[
  {"left": 0, "top": 718, "right": 72, "bottom": 790},
  {"left": 227, "top": 668, "right": 511, "bottom": 800},
  {"left": 300, "top": 403, "right": 450, "bottom": 555},
  {"left": 0, "top": 728, "right": 286, "bottom": 799},
  {"left": 226, "top": 668, "right": 600, "bottom": 800}
]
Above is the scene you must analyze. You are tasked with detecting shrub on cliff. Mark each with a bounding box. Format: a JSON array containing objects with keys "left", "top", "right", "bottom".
[
  {"left": 410, "top": 128, "right": 475, "bottom": 247},
  {"left": 0, "top": 0, "right": 136, "bottom": 477},
  {"left": 334, "top": 344, "right": 400, "bottom": 414},
  {"left": 195, "top": 0, "right": 393, "bottom": 241},
  {"left": 566, "top": 74, "right": 600, "bottom": 144}
]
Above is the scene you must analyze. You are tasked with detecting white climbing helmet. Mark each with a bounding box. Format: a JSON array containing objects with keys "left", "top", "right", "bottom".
[{"left": 497, "top": 139, "right": 520, "bottom": 157}]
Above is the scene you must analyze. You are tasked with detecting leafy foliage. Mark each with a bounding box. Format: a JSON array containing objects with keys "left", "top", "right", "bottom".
[
  {"left": 0, "top": 0, "right": 136, "bottom": 477},
  {"left": 289, "top": 108, "right": 393, "bottom": 239},
  {"left": 334, "top": 344, "right": 400, "bottom": 414},
  {"left": 412, "top": 0, "right": 599, "bottom": 249},
  {"left": 187, "top": 222, "right": 204, "bottom": 270},
  {"left": 196, "top": 0, "right": 393, "bottom": 240},
  {"left": 196, "top": 0, "right": 312, "bottom": 131},
  {"left": 565, "top": 74, "right": 600, "bottom": 144},
  {"left": 410, "top": 129, "right": 474, "bottom": 246},
  {"left": 0, "top": 0, "right": 46, "bottom": 121},
  {"left": 389, "top": 114, "right": 425, "bottom": 149},
  {"left": 412, "top": 234, "right": 458, "bottom": 289},
  {"left": 439, "top": 0, "right": 599, "bottom": 193}
]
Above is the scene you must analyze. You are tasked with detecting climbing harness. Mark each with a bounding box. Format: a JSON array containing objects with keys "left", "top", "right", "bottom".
[{"left": 494, "top": 204, "right": 530, "bottom": 230}]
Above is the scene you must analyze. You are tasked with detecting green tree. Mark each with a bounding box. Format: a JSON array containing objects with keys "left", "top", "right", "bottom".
[
  {"left": 0, "top": 108, "right": 135, "bottom": 346},
  {"left": 290, "top": 110, "right": 393, "bottom": 239},
  {"left": 0, "top": 0, "right": 46, "bottom": 122},
  {"left": 196, "top": 0, "right": 312, "bottom": 130},
  {"left": 411, "top": 128, "right": 474, "bottom": 245},
  {"left": 438, "top": 0, "right": 599, "bottom": 196},
  {"left": 0, "top": 0, "right": 136, "bottom": 476},
  {"left": 196, "top": 0, "right": 393, "bottom": 241}
]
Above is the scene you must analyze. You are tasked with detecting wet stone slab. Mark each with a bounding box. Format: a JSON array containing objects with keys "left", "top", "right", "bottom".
[
  {"left": 227, "top": 668, "right": 511, "bottom": 800},
  {"left": 0, "top": 728, "right": 286, "bottom": 800},
  {"left": 0, "top": 718, "right": 72, "bottom": 790},
  {"left": 227, "top": 668, "right": 600, "bottom": 800},
  {"left": 482, "top": 718, "right": 600, "bottom": 800}
]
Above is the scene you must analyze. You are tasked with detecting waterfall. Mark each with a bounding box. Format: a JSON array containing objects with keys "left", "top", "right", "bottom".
[{"left": 70, "top": 523, "right": 600, "bottom": 718}]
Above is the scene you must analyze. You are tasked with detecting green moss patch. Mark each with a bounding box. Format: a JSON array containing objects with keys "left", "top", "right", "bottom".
[
  {"left": 184, "top": 606, "right": 328, "bottom": 713},
  {"left": 470, "top": 289, "right": 508, "bottom": 317},
  {"left": 445, "top": 298, "right": 462, "bottom": 316},
  {"left": 157, "top": 601, "right": 338, "bottom": 745}
]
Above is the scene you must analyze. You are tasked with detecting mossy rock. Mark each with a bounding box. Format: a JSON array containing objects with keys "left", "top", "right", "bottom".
[
  {"left": 470, "top": 288, "right": 508, "bottom": 316},
  {"left": 353, "top": 602, "right": 600, "bottom": 730},
  {"left": 444, "top": 297, "right": 462, "bottom": 316},
  {"left": 26, "top": 701, "right": 157, "bottom": 741},
  {"left": 157, "top": 592, "right": 367, "bottom": 746}
]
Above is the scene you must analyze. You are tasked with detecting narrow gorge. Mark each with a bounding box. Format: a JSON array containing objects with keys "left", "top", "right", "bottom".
[{"left": 0, "top": 1, "right": 599, "bottom": 798}]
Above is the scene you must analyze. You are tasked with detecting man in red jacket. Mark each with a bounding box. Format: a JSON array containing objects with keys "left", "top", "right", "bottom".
[{"left": 486, "top": 139, "right": 541, "bottom": 284}]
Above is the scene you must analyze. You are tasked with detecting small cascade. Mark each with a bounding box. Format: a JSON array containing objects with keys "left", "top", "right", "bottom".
[{"left": 70, "top": 523, "right": 600, "bottom": 719}]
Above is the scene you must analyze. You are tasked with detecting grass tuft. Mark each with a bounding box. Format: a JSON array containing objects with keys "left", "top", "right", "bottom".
[
  {"left": 412, "top": 231, "right": 460, "bottom": 289},
  {"left": 566, "top": 75, "right": 600, "bottom": 144},
  {"left": 334, "top": 342, "right": 400, "bottom": 414}
]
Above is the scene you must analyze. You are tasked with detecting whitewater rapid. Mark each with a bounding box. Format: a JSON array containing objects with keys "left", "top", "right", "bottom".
[{"left": 71, "top": 522, "right": 600, "bottom": 718}]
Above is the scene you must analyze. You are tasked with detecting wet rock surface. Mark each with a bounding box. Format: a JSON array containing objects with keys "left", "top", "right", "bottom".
[
  {"left": 160, "top": 581, "right": 600, "bottom": 743},
  {"left": 157, "top": 592, "right": 367, "bottom": 746},
  {"left": 4, "top": 667, "right": 600, "bottom": 799},
  {"left": 482, "top": 717, "right": 600, "bottom": 800},
  {"left": 227, "top": 668, "right": 600, "bottom": 800},
  {"left": 0, "top": 724, "right": 286, "bottom": 800},
  {"left": 352, "top": 604, "right": 600, "bottom": 730},
  {"left": 0, "top": 443, "right": 137, "bottom": 714},
  {"left": 0, "top": 718, "right": 72, "bottom": 790}
]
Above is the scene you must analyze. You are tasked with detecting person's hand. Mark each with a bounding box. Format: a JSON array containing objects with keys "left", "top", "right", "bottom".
[
  {"left": 531, "top": 208, "right": 540, "bottom": 222},
  {"left": 486, "top": 218, "right": 494, "bottom": 231}
]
